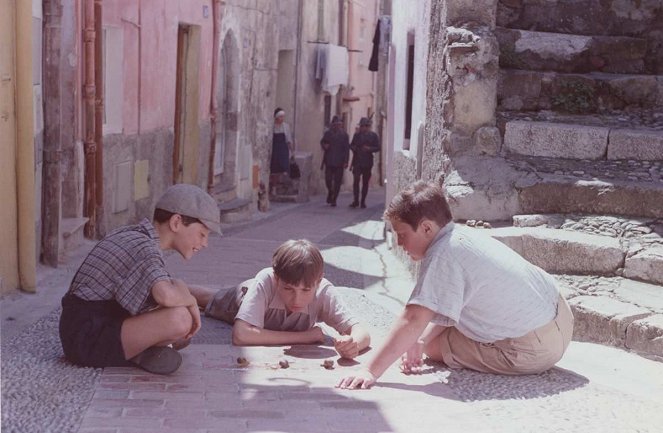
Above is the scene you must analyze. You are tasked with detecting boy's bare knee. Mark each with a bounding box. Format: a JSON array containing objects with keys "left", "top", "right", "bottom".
[{"left": 167, "top": 306, "right": 193, "bottom": 337}]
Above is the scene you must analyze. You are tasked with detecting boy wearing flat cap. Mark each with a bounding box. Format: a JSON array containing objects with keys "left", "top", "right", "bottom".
[{"left": 59, "top": 184, "right": 221, "bottom": 375}]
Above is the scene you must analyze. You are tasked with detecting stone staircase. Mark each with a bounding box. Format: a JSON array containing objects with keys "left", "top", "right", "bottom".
[
  {"left": 269, "top": 151, "right": 313, "bottom": 204},
  {"left": 59, "top": 217, "right": 89, "bottom": 263},
  {"left": 211, "top": 183, "right": 252, "bottom": 224},
  {"left": 445, "top": 0, "right": 663, "bottom": 360}
]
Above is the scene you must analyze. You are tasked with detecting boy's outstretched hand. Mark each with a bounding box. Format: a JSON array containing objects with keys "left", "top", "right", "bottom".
[
  {"left": 333, "top": 335, "right": 359, "bottom": 359},
  {"left": 336, "top": 368, "right": 377, "bottom": 389},
  {"left": 400, "top": 339, "right": 424, "bottom": 374}
]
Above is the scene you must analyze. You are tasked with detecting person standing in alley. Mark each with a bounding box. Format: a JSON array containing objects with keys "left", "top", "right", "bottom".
[
  {"left": 320, "top": 115, "right": 350, "bottom": 207},
  {"left": 59, "top": 184, "right": 222, "bottom": 375},
  {"left": 270, "top": 108, "right": 294, "bottom": 195},
  {"left": 349, "top": 117, "right": 380, "bottom": 208}
]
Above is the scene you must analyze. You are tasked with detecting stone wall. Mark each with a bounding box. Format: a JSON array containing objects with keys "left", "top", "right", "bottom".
[{"left": 423, "top": 0, "right": 500, "bottom": 184}]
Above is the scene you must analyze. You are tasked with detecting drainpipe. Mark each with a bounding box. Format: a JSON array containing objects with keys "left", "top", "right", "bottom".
[
  {"left": 83, "top": 0, "right": 97, "bottom": 238},
  {"left": 41, "top": 0, "right": 63, "bottom": 267},
  {"left": 207, "top": 0, "right": 224, "bottom": 193},
  {"left": 94, "top": 0, "right": 103, "bottom": 236},
  {"left": 292, "top": 0, "right": 303, "bottom": 140},
  {"left": 16, "top": 0, "right": 37, "bottom": 291},
  {"left": 335, "top": 0, "right": 345, "bottom": 119}
]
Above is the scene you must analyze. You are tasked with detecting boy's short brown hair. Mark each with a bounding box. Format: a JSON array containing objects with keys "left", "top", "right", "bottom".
[
  {"left": 153, "top": 208, "right": 202, "bottom": 227},
  {"left": 272, "top": 239, "right": 324, "bottom": 288},
  {"left": 384, "top": 180, "right": 453, "bottom": 230}
]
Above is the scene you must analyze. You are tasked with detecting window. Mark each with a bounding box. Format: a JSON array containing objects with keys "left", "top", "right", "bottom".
[
  {"left": 403, "top": 34, "right": 415, "bottom": 150},
  {"left": 324, "top": 94, "right": 332, "bottom": 127}
]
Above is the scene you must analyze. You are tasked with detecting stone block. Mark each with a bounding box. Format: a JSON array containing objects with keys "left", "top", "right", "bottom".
[
  {"left": 625, "top": 314, "right": 663, "bottom": 359},
  {"left": 491, "top": 227, "right": 625, "bottom": 274},
  {"left": 623, "top": 246, "right": 663, "bottom": 286},
  {"left": 497, "top": 28, "right": 647, "bottom": 74},
  {"left": 607, "top": 129, "right": 663, "bottom": 161},
  {"left": 569, "top": 295, "right": 651, "bottom": 346},
  {"left": 613, "top": 278, "right": 663, "bottom": 315},
  {"left": 518, "top": 177, "right": 663, "bottom": 219},
  {"left": 504, "top": 121, "right": 608, "bottom": 159},
  {"left": 473, "top": 126, "right": 501, "bottom": 156}
]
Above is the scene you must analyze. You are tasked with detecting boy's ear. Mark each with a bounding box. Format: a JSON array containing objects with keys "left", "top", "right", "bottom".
[
  {"left": 420, "top": 219, "right": 435, "bottom": 236},
  {"left": 168, "top": 214, "right": 183, "bottom": 232}
]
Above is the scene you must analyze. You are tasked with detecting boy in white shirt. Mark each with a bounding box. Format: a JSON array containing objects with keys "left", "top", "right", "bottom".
[
  {"left": 191, "top": 239, "right": 370, "bottom": 359},
  {"left": 338, "top": 181, "right": 573, "bottom": 389}
]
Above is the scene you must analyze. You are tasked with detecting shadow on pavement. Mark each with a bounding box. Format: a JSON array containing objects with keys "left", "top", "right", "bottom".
[
  {"left": 229, "top": 381, "right": 395, "bottom": 432},
  {"left": 323, "top": 261, "right": 383, "bottom": 290},
  {"left": 444, "top": 365, "right": 589, "bottom": 401},
  {"left": 283, "top": 344, "right": 338, "bottom": 359}
]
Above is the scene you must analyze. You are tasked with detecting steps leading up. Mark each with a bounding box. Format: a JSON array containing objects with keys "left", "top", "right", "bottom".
[
  {"left": 496, "top": 28, "right": 647, "bottom": 74},
  {"left": 486, "top": 215, "right": 663, "bottom": 286},
  {"left": 460, "top": 221, "right": 663, "bottom": 360},
  {"left": 445, "top": 155, "right": 663, "bottom": 220},
  {"left": 218, "top": 197, "right": 252, "bottom": 224},
  {"left": 212, "top": 183, "right": 237, "bottom": 203},
  {"left": 497, "top": 0, "right": 663, "bottom": 75},
  {"left": 556, "top": 274, "right": 663, "bottom": 361},
  {"left": 472, "top": 1, "right": 663, "bottom": 362},
  {"left": 498, "top": 69, "right": 663, "bottom": 113},
  {"left": 498, "top": 0, "right": 663, "bottom": 39}
]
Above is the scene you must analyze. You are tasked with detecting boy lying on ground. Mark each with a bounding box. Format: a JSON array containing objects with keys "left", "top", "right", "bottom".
[{"left": 191, "top": 239, "right": 371, "bottom": 359}]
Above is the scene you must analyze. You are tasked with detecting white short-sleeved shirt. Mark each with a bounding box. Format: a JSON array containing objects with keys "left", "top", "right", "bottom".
[
  {"left": 235, "top": 268, "right": 358, "bottom": 334},
  {"left": 408, "top": 223, "right": 559, "bottom": 343}
]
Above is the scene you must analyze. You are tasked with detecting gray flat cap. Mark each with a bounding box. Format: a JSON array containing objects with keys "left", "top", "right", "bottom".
[{"left": 155, "top": 184, "right": 222, "bottom": 234}]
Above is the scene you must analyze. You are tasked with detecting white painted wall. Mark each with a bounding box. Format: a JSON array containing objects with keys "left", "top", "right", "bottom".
[{"left": 385, "top": 0, "right": 431, "bottom": 198}]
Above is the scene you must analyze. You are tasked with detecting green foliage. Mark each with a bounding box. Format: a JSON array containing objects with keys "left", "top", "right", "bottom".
[{"left": 551, "top": 80, "right": 596, "bottom": 114}]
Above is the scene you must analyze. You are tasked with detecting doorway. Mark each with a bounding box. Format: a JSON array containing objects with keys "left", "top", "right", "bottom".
[
  {"left": 173, "top": 24, "right": 201, "bottom": 184},
  {"left": 213, "top": 31, "right": 239, "bottom": 194}
]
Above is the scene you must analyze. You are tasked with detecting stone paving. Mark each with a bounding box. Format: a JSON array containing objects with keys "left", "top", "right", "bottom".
[
  {"left": 3, "top": 189, "right": 663, "bottom": 433},
  {"left": 507, "top": 154, "right": 663, "bottom": 184}
]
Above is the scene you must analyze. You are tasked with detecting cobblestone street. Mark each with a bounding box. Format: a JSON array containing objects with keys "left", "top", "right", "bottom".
[{"left": 2, "top": 190, "right": 663, "bottom": 433}]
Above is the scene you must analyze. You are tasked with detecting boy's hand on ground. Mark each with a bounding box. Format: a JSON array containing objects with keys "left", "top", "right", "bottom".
[
  {"left": 400, "top": 339, "right": 424, "bottom": 374},
  {"left": 186, "top": 305, "right": 202, "bottom": 339},
  {"left": 333, "top": 335, "right": 359, "bottom": 359},
  {"left": 307, "top": 326, "right": 325, "bottom": 344},
  {"left": 336, "top": 368, "right": 377, "bottom": 390}
]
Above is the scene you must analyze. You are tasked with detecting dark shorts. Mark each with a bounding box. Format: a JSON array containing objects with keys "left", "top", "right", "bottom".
[{"left": 59, "top": 293, "right": 133, "bottom": 368}]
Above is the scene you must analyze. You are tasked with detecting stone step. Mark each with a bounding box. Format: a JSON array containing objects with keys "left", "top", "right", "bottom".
[
  {"left": 555, "top": 274, "right": 663, "bottom": 360},
  {"left": 498, "top": 69, "right": 663, "bottom": 113},
  {"left": 497, "top": 0, "right": 662, "bottom": 39},
  {"left": 212, "top": 184, "right": 237, "bottom": 203},
  {"left": 517, "top": 174, "right": 663, "bottom": 219},
  {"left": 496, "top": 27, "right": 647, "bottom": 74},
  {"left": 218, "top": 197, "right": 252, "bottom": 224},
  {"left": 503, "top": 120, "right": 663, "bottom": 161},
  {"left": 59, "top": 217, "right": 89, "bottom": 261},
  {"left": 484, "top": 221, "right": 663, "bottom": 285},
  {"left": 444, "top": 155, "right": 663, "bottom": 221}
]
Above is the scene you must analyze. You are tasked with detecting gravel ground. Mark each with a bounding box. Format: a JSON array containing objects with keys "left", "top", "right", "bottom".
[{"left": 1, "top": 309, "right": 101, "bottom": 433}]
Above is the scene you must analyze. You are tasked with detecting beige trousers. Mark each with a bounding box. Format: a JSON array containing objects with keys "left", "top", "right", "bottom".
[{"left": 435, "top": 295, "right": 574, "bottom": 375}]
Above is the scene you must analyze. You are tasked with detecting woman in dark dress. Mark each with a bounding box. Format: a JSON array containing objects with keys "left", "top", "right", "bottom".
[{"left": 270, "top": 108, "right": 293, "bottom": 175}]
